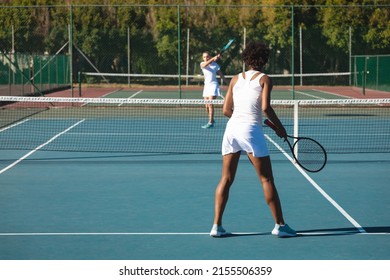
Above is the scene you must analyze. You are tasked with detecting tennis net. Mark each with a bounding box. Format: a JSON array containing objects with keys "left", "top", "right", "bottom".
[
  {"left": 80, "top": 71, "right": 352, "bottom": 88},
  {"left": 0, "top": 96, "right": 389, "bottom": 154}
]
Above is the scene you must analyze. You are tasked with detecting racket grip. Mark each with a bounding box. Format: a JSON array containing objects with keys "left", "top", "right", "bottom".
[{"left": 264, "top": 119, "right": 278, "bottom": 131}]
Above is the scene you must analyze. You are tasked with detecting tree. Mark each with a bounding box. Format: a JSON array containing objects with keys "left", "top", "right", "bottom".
[
  {"left": 319, "top": 0, "right": 390, "bottom": 55},
  {"left": 0, "top": 0, "right": 389, "bottom": 78}
]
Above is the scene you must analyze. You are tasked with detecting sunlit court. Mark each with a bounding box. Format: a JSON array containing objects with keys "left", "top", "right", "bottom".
[{"left": 0, "top": 1, "right": 389, "bottom": 280}]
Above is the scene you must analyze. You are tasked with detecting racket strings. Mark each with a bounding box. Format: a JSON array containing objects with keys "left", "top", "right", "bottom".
[{"left": 293, "top": 138, "right": 327, "bottom": 171}]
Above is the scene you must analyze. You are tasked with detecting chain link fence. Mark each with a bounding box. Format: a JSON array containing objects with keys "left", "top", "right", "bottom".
[
  {"left": 352, "top": 54, "right": 390, "bottom": 93},
  {"left": 0, "top": 3, "right": 389, "bottom": 96}
]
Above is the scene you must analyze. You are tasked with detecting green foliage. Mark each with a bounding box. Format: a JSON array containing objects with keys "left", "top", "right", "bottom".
[
  {"left": 0, "top": 1, "right": 388, "bottom": 77},
  {"left": 364, "top": 7, "right": 390, "bottom": 49}
]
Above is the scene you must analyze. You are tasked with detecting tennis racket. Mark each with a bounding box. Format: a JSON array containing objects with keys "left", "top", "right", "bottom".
[
  {"left": 264, "top": 119, "right": 327, "bottom": 172},
  {"left": 218, "top": 38, "right": 235, "bottom": 55}
]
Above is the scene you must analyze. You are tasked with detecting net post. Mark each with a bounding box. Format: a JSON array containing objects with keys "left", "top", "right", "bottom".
[
  {"left": 362, "top": 56, "right": 368, "bottom": 95},
  {"left": 293, "top": 100, "right": 299, "bottom": 157},
  {"left": 78, "top": 71, "right": 82, "bottom": 97},
  {"left": 362, "top": 70, "right": 366, "bottom": 95}
]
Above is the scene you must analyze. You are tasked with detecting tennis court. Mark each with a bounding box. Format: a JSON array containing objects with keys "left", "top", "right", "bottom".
[
  {"left": 71, "top": 80, "right": 390, "bottom": 100},
  {"left": 1, "top": 3, "right": 389, "bottom": 279},
  {"left": 0, "top": 90, "right": 389, "bottom": 261}
]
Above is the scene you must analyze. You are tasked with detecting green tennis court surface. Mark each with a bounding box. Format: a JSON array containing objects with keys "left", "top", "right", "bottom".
[
  {"left": 68, "top": 82, "right": 390, "bottom": 102},
  {"left": 78, "top": 85, "right": 387, "bottom": 99}
]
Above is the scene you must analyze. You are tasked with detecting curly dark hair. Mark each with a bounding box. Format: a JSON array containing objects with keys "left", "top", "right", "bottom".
[{"left": 241, "top": 41, "right": 270, "bottom": 70}]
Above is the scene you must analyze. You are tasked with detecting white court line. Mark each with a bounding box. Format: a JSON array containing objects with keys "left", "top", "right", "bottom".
[
  {"left": 0, "top": 231, "right": 386, "bottom": 237},
  {"left": 311, "top": 89, "right": 354, "bottom": 99},
  {"left": 0, "top": 120, "right": 85, "bottom": 175},
  {"left": 118, "top": 90, "right": 144, "bottom": 106},
  {"left": 66, "top": 132, "right": 201, "bottom": 136},
  {"left": 0, "top": 232, "right": 210, "bottom": 236},
  {"left": 81, "top": 88, "right": 126, "bottom": 106},
  {"left": 0, "top": 119, "right": 30, "bottom": 133},
  {"left": 129, "top": 90, "right": 143, "bottom": 98},
  {"left": 289, "top": 89, "right": 324, "bottom": 99},
  {"left": 264, "top": 134, "right": 367, "bottom": 234},
  {"left": 299, "top": 232, "right": 388, "bottom": 236}
]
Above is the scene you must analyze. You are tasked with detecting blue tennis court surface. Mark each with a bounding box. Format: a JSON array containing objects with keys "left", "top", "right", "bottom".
[
  {"left": 0, "top": 94, "right": 389, "bottom": 262},
  {"left": 1, "top": 149, "right": 389, "bottom": 260}
]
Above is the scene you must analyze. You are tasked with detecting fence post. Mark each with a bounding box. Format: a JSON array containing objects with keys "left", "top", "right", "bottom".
[
  {"left": 291, "top": 5, "right": 295, "bottom": 99},
  {"left": 127, "top": 27, "right": 131, "bottom": 87},
  {"left": 299, "top": 26, "right": 302, "bottom": 86},
  {"left": 349, "top": 26, "right": 352, "bottom": 86},
  {"left": 68, "top": 5, "right": 74, "bottom": 97},
  {"left": 177, "top": 4, "right": 181, "bottom": 98}
]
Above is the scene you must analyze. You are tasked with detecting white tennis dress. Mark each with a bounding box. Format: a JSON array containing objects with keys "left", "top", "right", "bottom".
[
  {"left": 201, "top": 61, "right": 221, "bottom": 97},
  {"left": 222, "top": 70, "right": 269, "bottom": 157}
]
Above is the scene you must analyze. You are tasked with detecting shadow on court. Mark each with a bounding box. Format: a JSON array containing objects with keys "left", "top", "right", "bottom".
[
  {"left": 213, "top": 226, "right": 390, "bottom": 239},
  {"left": 297, "top": 226, "right": 390, "bottom": 237}
]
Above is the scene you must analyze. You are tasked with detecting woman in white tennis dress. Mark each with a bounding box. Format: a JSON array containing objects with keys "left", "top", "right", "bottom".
[
  {"left": 200, "top": 52, "right": 228, "bottom": 128},
  {"left": 210, "top": 41, "right": 297, "bottom": 238}
]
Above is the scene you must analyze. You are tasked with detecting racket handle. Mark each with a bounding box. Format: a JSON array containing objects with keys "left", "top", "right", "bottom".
[{"left": 264, "top": 119, "right": 278, "bottom": 131}]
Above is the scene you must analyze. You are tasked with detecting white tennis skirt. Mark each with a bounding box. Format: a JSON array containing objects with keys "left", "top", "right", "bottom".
[
  {"left": 203, "top": 82, "right": 221, "bottom": 97},
  {"left": 222, "top": 121, "right": 269, "bottom": 157}
]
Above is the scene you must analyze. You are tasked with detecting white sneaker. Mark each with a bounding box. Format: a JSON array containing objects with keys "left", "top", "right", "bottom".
[
  {"left": 210, "top": 224, "right": 230, "bottom": 237},
  {"left": 202, "top": 122, "right": 214, "bottom": 129},
  {"left": 272, "top": 224, "right": 297, "bottom": 237}
]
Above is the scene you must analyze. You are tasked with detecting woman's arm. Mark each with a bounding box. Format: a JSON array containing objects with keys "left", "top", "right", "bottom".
[
  {"left": 200, "top": 54, "right": 220, "bottom": 68},
  {"left": 217, "top": 69, "right": 229, "bottom": 85},
  {"left": 260, "top": 75, "right": 287, "bottom": 139}
]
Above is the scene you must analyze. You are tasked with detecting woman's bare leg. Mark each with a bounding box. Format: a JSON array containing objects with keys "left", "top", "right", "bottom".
[
  {"left": 247, "top": 153, "right": 285, "bottom": 225},
  {"left": 213, "top": 152, "right": 241, "bottom": 225}
]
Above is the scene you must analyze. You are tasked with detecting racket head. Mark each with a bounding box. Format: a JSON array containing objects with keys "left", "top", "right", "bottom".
[
  {"left": 219, "top": 38, "right": 235, "bottom": 54},
  {"left": 264, "top": 119, "right": 327, "bottom": 172},
  {"left": 290, "top": 136, "right": 327, "bottom": 172}
]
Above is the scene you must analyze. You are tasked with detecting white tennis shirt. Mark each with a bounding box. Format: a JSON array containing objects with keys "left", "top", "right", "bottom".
[
  {"left": 222, "top": 70, "right": 269, "bottom": 157},
  {"left": 201, "top": 61, "right": 221, "bottom": 97}
]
